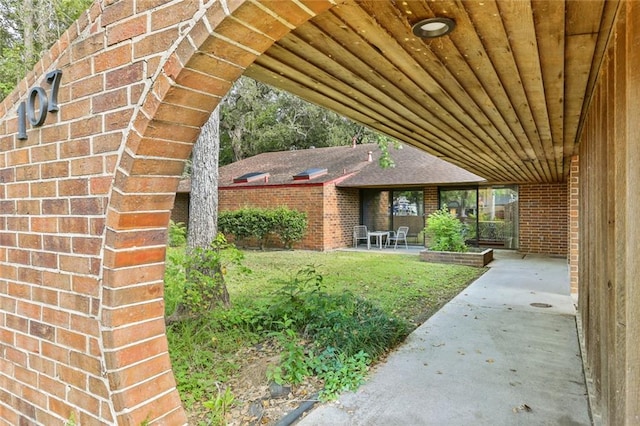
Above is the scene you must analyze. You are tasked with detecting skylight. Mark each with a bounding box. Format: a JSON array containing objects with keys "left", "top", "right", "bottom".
[
  {"left": 293, "top": 168, "right": 328, "bottom": 180},
  {"left": 233, "top": 172, "right": 269, "bottom": 183}
]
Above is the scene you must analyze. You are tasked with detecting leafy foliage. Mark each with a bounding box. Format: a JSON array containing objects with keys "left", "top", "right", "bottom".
[
  {"left": 165, "top": 249, "right": 484, "bottom": 418},
  {"left": 425, "top": 207, "right": 468, "bottom": 252},
  {"left": 165, "top": 234, "right": 249, "bottom": 317},
  {"left": 182, "top": 235, "right": 247, "bottom": 313},
  {"left": 167, "top": 220, "right": 187, "bottom": 247},
  {"left": 258, "top": 266, "right": 408, "bottom": 400},
  {"left": 310, "top": 348, "right": 369, "bottom": 401},
  {"left": 202, "top": 386, "right": 235, "bottom": 425},
  {"left": 218, "top": 207, "right": 308, "bottom": 249},
  {"left": 166, "top": 311, "right": 259, "bottom": 410},
  {"left": 219, "top": 76, "right": 398, "bottom": 165},
  {"left": 0, "top": 0, "right": 92, "bottom": 100}
]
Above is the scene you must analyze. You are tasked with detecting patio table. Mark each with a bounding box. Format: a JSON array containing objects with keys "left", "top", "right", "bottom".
[{"left": 368, "top": 231, "right": 390, "bottom": 249}]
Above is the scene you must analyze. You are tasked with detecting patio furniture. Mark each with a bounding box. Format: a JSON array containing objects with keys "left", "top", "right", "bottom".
[
  {"left": 387, "top": 226, "right": 409, "bottom": 249},
  {"left": 354, "top": 225, "right": 370, "bottom": 249},
  {"left": 368, "top": 231, "right": 390, "bottom": 249}
]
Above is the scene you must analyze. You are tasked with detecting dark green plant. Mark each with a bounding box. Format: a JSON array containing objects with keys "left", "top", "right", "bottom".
[
  {"left": 311, "top": 349, "right": 369, "bottom": 401},
  {"left": 203, "top": 385, "right": 235, "bottom": 425},
  {"left": 218, "top": 207, "right": 308, "bottom": 249},
  {"left": 425, "top": 207, "right": 468, "bottom": 252},
  {"left": 166, "top": 310, "right": 259, "bottom": 409},
  {"left": 271, "top": 207, "right": 308, "bottom": 249},
  {"left": 260, "top": 266, "right": 407, "bottom": 395},
  {"left": 267, "top": 318, "right": 310, "bottom": 385},
  {"left": 164, "top": 247, "right": 188, "bottom": 316},
  {"left": 168, "top": 220, "right": 187, "bottom": 247}
]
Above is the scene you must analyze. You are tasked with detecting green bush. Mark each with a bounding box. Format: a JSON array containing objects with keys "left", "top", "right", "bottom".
[
  {"left": 168, "top": 220, "right": 187, "bottom": 247},
  {"left": 425, "top": 207, "right": 467, "bottom": 252},
  {"left": 218, "top": 207, "right": 308, "bottom": 249},
  {"left": 260, "top": 266, "right": 408, "bottom": 396},
  {"left": 271, "top": 207, "right": 307, "bottom": 249}
]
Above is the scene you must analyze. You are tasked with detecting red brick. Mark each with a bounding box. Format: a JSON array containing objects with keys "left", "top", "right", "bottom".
[
  {"left": 94, "top": 44, "right": 133, "bottom": 73},
  {"left": 107, "top": 15, "right": 147, "bottom": 46}
]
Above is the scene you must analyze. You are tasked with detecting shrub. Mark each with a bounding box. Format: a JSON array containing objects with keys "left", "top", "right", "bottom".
[
  {"left": 167, "top": 234, "right": 248, "bottom": 316},
  {"left": 271, "top": 207, "right": 307, "bottom": 249},
  {"left": 261, "top": 266, "right": 408, "bottom": 393},
  {"left": 425, "top": 207, "right": 467, "bottom": 252},
  {"left": 168, "top": 220, "right": 187, "bottom": 247},
  {"left": 218, "top": 207, "right": 308, "bottom": 249}
]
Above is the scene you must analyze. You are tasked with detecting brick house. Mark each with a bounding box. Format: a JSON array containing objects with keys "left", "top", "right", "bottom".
[{"left": 173, "top": 143, "right": 567, "bottom": 255}]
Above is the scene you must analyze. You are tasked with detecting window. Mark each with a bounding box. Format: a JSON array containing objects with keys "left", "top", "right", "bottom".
[
  {"left": 233, "top": 172, "right": 269, "bottom": 183},
  {"left": 293, "top": 168, "right": 327, "bottom": 180},
  {"left": 438, "top": 186, "right": 518, "bottom": 249}
]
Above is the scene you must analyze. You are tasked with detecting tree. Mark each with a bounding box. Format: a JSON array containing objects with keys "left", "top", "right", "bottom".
[
  {"left": 0, "top": 0, "right": 91, "bottom": 100},
  {"left": 219, "top": 76, "right": 395, "bottom": 165},
  {"left": 185, "top": 106, "right": 230, "bottom": 309},
  {"left": 188, "top": 106, "right": 220, "bottom": 250}
]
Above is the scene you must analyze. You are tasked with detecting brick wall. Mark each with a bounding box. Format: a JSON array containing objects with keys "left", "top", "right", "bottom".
[
  {"left": 519, "top": 183, "right": 568, "bottom": 255},
  {"left": 424, "top": 187, "right": 439, "bottom": 214},
  {"left": 220, "top": 184, "right": 326, "bottom": 250},
  {"left": 323, "top": 184, "right": 360, "bottom": 250},
  {"left": 423, "top": 185, "right": 567, "bottom": 255},
  {"left": 170, "top": 193, "right": 190, "bottom": 225},
  {"left": 0, "top": 1, "right": 335, "bottom": 424}
]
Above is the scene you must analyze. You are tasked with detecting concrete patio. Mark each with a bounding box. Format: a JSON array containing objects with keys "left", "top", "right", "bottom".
[{"left": 296, "top": 250, "right": 591, "bottom": 425}]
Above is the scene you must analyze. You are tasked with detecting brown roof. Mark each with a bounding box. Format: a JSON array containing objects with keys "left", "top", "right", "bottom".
[
  {"left": 215, "top": 143, "right": 484, "bottom": 189},
  {"left": 337, "top": 144, "right": 486, "bottom": 188}
]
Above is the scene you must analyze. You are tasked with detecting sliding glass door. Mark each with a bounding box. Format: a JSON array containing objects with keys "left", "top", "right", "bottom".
[
  {"left": 360, "top": 189, "right": 425, "bottom": 246},
  {"left": 391, "top": 190, "right": 424, "bottom": 245},
  {"left": 439, "top": 186, "right": 519, "bottom": 249},
  {"left": 439, "top": 187, "right": 478, "bottom": 244}
]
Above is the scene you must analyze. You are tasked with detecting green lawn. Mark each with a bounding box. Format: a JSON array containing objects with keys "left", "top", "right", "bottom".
[
  {"left": 225, "top": 250, "right": 485, "bottom": 326},
  {"left": 164, "top": 248, "right": 486, "bottom": 421}
]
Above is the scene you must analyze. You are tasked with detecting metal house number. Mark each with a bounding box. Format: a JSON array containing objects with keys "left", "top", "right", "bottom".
[{"left": 17, "top": 69, "right": 63, "bottom": 140}]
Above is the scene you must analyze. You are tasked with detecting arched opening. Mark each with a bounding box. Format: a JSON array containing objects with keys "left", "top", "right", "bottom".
[{"left": 0, "top": 1, "right": 334, "bottom": 423}]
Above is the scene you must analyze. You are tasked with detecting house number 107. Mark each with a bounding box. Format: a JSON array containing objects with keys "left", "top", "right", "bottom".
[{"left": 17, "top": 69, "right": 63, "bottom": 140}]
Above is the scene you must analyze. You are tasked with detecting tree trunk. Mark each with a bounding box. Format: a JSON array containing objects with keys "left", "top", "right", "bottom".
[
  {"left": 21, "top": 0, "right": 35, "bottom": 65},
  {"left": 188, "top": 106, "right": 220, "bottom": 248},
  {"left": 186, "top": 106, "right": 230, "bottom": 308}
]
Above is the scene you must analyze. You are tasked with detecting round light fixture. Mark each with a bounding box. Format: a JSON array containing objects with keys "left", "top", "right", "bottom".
[{"left": 412, "top": 17, "right": 456, "bottom": 38}]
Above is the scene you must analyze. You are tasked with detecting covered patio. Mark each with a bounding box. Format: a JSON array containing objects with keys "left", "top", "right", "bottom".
[{"left": 0, "top": 1, "right": 637, "bottom": 424}]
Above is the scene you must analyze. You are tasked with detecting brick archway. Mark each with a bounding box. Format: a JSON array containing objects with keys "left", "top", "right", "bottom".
[{"left": 0, "top": 1, "right": 333, "bottom": 424}]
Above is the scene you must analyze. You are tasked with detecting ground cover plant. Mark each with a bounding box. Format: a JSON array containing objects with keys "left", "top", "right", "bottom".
[{"left": 164, "top": 247, "right": 485, "bottom": 425}]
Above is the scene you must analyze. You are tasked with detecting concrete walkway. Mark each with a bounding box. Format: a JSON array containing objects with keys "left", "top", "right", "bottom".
[{"left": 297, "top": 251, "right": 591, "bottom": 425}]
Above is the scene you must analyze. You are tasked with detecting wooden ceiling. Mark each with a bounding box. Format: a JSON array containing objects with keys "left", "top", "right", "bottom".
[{"left": 245, "top": 0, "right": 620, "bottom": 183}]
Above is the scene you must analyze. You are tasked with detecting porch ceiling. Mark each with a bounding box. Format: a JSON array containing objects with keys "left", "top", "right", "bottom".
[{"left": 245, "top": 0, "right": 619, "bottom": 183}]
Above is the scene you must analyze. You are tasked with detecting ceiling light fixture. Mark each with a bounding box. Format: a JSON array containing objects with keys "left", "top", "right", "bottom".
[{"left": 412, "top": 17, "right": 456, "bottom": 38}]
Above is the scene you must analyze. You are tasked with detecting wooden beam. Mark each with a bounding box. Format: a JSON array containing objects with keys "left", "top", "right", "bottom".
[{"left": 532, "top": 0, "right": 566, "bottom": 179}]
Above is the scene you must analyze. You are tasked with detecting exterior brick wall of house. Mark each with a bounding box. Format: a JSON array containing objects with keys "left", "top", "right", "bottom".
[
  {"left": 213, "top": 182, "right": 568, "bottom": 255},
  {"left": 424, "top": 187, "right": 439, "bottom": 214},
  {"left": 170, "top": 193, "right": 190, "bottom": 225},
  {"left": 219, "top": 184, "right": 327, "bottom": 251},
  {"left": 519, "top": 183, "right": 568, "bottom": 256},
  {"left": 323, "top": 185, "right": 360, "bottom": 250},
  {"left": 569, "top": 156, "right": 579, "bottom": 293},
  {"left": 421, "top": 185, "right": 567, "bottom": 255}
]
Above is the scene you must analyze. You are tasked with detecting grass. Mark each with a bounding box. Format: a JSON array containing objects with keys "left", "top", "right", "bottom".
[
  {"left": 164, "top": 248, "right": 486, "bottom": 422},
  {"left": 225, "top": 250, "right": 484, "bottom": 326}
]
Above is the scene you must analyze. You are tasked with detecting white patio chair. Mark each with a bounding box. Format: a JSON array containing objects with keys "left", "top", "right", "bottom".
[
  {"left": 353, "top": 225, "right": 370, "bottom": 249},
  {"left": 386, "top": 226, "right": 409, "bottom": 249}
]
